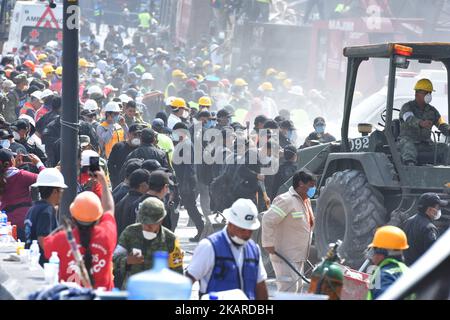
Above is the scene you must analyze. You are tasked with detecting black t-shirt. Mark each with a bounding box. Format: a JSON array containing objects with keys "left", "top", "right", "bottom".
[{"left": 24, "top": 200, "right": 58, "bottom": 265}]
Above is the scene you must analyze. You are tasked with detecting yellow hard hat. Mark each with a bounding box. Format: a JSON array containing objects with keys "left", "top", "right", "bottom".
[
  {"left": 38, "top": 53, "right": 48, "bottom": 61},
  {"left": 283, "top": 78, "right": 293, "bottom": 89},
  {"left": 171, "top": 97, "right": 188, "bottom": 109},
  {"left": 198, "top": 96, "right": 212, "bottom": 107},
  {"left": 172, "top": 69, "right": 184, "bottom": 78},
  {"left": 266, "top": 68, "right": 277, "bottom": 76},
  {"left": 368, "top": 226, "right": 409, "bottom": 250},
  {"left": 55, "top": 66, "right": 63, "bottom": 76},
  {"left": 213, "top": 64, "right": 222, "bottom": 72},
  {"left": 43, "top": 64, "right": 54, "bottom": 74},
  {"left": 202, "top": 60, "right": 211, "bottom": 67},
  {"left": 79, "top": 58, "right": 94, "bottom": 68},
  {"left": 260, "top": 82, "right": 274, "bottom": 91},
  {"left": 234, "top": 78, "right": 248, "bottom": 87},
  {"left": 414, "top": 79, "right": 434, "bottom": 92},
  {"left": 276, "top": 72, "right": 288, "bottom": 80}
]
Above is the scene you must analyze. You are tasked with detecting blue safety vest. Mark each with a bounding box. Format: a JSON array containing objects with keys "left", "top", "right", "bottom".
[{"left": 206, "top": 229, "right": 259, "bottom": 300}]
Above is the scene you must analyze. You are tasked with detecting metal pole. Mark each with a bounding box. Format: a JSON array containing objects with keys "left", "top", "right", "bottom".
[{"left": 60, "top": 0, "right": 80, "bottom": 222}]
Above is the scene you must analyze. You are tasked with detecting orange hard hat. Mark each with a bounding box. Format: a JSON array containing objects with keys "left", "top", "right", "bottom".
[
  {"left": 23, "top": 60, "right": 35, "bottom": 73},
  {"left": 368, "top": 225, "right": 409, "bottom": 250},
  {"left": 70, "top": 191, "right": 103, "bottom": 224}
]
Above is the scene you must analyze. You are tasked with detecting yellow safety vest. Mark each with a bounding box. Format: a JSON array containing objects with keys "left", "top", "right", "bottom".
[
  {"left": 100, "top": 121, "right": 125, "bottom": 159},
  {"left": 367, "top": 258, "right": 409, "bottom": 300}
]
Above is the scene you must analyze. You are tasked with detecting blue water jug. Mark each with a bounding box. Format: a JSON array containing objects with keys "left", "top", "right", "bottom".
[{"left": 126, "top": 251, "right": 192, "bottom": 300}]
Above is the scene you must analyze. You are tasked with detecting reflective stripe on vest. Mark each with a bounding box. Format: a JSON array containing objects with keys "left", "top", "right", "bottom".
[
  {"left": 100, "top": 122, "right": 125, "bottom": 159},
  {"left": 164, "top": 83, "right": 176, "bottom": 99},
  {"left": 206, "top": 229, "right": 259, "bottom": 300},
  {"left": 366, "top": 258, "right": 408, "bottom": 300}
]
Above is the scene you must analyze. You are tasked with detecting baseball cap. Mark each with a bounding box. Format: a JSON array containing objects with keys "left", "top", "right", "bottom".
[
  {"left": 79, "top": 135, "right": 91, "bottom": 148},
  {"left": 217, "top": 108, "right": 232, "bottom": 119},
  {"left": 314, "top": 117, "right": 326, "bottom": 126},
  {"left": 148, "top": 170, "right": 174, "bottom": 188},
  {"left": 0, "top": 149, "right": 14, "bottom": 164},
  {"left": 129, "top": 123, "right": 145, "bottom": 133},
  {"left": 0, "top": 129, "right": 13, "bottom": 140},
  {"left": 280, "top": 120, "right": 295, "bottom": 130},
  {"left": 12, "top": 119, "right": 30, "bottom": 131},
  {"left": 418, "top": 193, "right": 448, "bottom": 210},
  {"left": 151, "top": 118, "right": 165, "bottom": 129},
  {"left": 142, "top": 159, "right": 162, "bottom": 172}
]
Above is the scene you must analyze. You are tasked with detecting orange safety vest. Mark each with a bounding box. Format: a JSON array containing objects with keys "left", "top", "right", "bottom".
[{"left": 100, "top": 121, "right": 125, "bottom": 159}]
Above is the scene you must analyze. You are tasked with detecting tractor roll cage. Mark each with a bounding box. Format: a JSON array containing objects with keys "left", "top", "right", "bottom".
[{"left": 341, "top": 43, "right": 450, "bottom": 178}]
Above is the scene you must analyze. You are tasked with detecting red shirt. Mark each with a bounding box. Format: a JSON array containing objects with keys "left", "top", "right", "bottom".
[
  {"left": 35, "top": 105, "right": 50, "bottom": 122},
  {"left": 43, "top": 214, "right": 117, "bottom": 290}
]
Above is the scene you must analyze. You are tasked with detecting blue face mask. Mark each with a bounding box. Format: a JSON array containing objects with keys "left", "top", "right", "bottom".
[
  {"left": 205, "top": 119, "right": 216, "bottom": 129},
  {"left": 287, "top": 130, "right": 294, "bottom": 140},
  {"left": 315, "top": 125, "right": 325, "bottom": 134},
  {"left": 307, "top": 186, "right": 316, "bottom": 199}
]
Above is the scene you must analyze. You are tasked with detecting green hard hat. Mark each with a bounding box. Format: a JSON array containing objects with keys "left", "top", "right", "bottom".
[{"left": 137, "top": 197, "right": 166, "bottom": 224}]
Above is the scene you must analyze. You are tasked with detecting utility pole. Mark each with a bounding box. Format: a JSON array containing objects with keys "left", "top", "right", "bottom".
[{"left": 60, "top": 0, "right": 80, "bottom": 222}]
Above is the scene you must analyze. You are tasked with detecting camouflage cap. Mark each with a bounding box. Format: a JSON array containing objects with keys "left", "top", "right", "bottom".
[{"left": 137, "top": 197, "right": 166, "bottom": 225}]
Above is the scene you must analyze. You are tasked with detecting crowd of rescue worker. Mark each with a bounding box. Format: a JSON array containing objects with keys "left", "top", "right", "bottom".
[{"left": 0, "top": 5, "right": 449, "bottom": 300}]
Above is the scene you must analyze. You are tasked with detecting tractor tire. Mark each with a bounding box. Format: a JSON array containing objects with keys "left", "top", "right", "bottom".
[{"left": 315, "top": 170, "right": 388, "bottom": 269}]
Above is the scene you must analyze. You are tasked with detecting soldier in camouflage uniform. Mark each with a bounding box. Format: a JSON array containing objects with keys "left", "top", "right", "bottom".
[
  {"left": 398, "top": 79, "right": 450, "bottom": 166},
  {"left": 113, "top": 197, "right": 184, "bottom": 289}
]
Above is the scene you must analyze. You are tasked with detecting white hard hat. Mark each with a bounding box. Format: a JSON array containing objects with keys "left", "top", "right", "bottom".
[
  {"left": 223, "top": 198, "right": 260, "bottom": 230},
  {"left": 18, "top": 114, "right": 36, "bottom": 128},
  {"left": 118, "top": 94, "right": 132, "bottom": 104},
  {"left": 288, "top": 85, "right": 304, "bottom": 96},
  {"left": 87, "top": 85, "right": 103, "bottom": 96},
  {"left": 104, "top": 101, "right": 121, "bottom": 112},
  {"left": 32, "top": 168, "right": 68, "bottom": 188},
  {"left": 30, "top": 90, "right": 43, "bottom": 101},
  {"left": 46, "top": 40, "right": 58, "bottom": 50},
  {"left": 142, "top": 72, "right": 154, "bottom": 80},
  {"left": 82, "top": 99, "right": 99, "bottom": 111},
  {"left": 40, "top": 89, "right": 54, "bottom": 99},
  {"left": 81, "top": 149, "right": 100, "bottom": 167}
]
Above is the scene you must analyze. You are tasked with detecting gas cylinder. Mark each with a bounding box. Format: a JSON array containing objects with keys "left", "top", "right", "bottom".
[{"left": 308, "top": 241, "right": 344, "bottom": 300}]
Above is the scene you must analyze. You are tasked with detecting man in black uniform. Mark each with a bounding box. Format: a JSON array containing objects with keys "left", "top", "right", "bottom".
[
  {"left": 125, "top": 128, "right": 169, "bottom": 169},
  {"left": 108, "top": 124, "right": 144, "bottom": 188},
  {"left": 402, "top": 193, "right": 448, "bottom": 266}
]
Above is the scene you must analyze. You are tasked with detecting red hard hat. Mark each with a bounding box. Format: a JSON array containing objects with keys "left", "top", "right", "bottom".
[{"left": 23, "top": 60, "right": 35, "bottom": 73}]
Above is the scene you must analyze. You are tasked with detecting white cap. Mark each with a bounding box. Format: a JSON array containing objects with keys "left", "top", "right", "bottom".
[
  {"left": 223, "top": 199, "right": 260, "bottom": 231},
  {"left": 288, "top": 85, "right": 304, "bottom": 96},
  {"left": 142, "top": 72, "right": 154, "bottom": 80},
  {"left": 30, "top": 90, "right": 43, "bottom": 101},
  {"left": 118, "top": 94, "right": 132, "bottom": 104},
  {"left": 104, "top": 101, "right": 121, "bottom": 112},
  {"left": 87, "top": 85, "right": 103, "bottom": 96},
  {"left": 92, "top": 68, "right": 102, "bottom": 77},
  {"left": 32, "top": 168, "right": 68, "bottom": 188},
  {"left": 40, "top": 89, "right": 54, "bottom": 99},
  {"left": 81, "top": 150, "right": 100, "bottom": 167},
  {"left": 82, "top": 99, "right": 99, "bottom": 111},
  {"left": 18, "top": 114, "right": 35, "bottom": 128}
]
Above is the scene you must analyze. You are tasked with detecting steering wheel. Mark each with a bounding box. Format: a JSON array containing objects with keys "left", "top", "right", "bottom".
[{"left": 379, "top": 108, "right": 401, "bottom": 127}]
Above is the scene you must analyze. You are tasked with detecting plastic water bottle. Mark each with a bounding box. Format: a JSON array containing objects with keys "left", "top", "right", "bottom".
[
  {"left": 29, "top": 240, "right": 40, "bottom": 271},
  {"left": 127, "top": 251, "right": 192, "bottom": 300},
  {"left": 0, "top": 211, "right": 8, "bottom": 245},
  {"left": 49, "top": 251, "right": 60, "bottom": 284}
]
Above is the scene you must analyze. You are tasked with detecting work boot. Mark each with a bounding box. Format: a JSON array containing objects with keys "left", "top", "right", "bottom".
[{"left": 189, "top": 224, "right": 204, "bottom": 242}]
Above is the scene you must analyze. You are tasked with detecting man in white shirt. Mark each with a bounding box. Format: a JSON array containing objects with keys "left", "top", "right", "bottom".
[{"left": 186, "top": 198, "right": 269, "bottom": 300}]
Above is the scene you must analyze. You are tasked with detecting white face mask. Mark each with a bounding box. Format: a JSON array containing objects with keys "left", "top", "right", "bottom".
[
  {"left": 131, "top": 138, "right": 141, "bottom": 146},
  {"left": 182, "top": 110, "right": 189, "bottom": 119},
  {"left": 230, "top": 235, "right": 247, "bottom": 246},
  {"left": 142, "top": 230, "right": 157, "bottom": 240},
  {"left": 431, "top": 208, "right": 442, "bottom": 221},
  {"left": 0, "top": 140, "right": 10, "bottom": 149},
  {"left": 424, "top": 93, "right": 432, "bottom": 104},
  {"left": 12, "top": 131, "right": 20, "bottom": 141}
]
